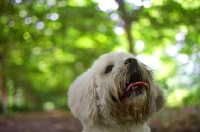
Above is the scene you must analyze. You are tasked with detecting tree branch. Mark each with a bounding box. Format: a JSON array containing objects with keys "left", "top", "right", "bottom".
[{"left": 115, "top": 0, "right": 134, "bottom": 54}]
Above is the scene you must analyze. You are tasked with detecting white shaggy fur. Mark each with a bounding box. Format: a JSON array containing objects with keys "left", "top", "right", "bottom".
[{"left": 68, "top": 52, "right": 165, "bottom": 132}]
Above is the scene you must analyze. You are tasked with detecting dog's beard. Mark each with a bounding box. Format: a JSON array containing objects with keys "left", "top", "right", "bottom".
[{"left": 108, "top": 64, "right": 152, "bottom": 125}]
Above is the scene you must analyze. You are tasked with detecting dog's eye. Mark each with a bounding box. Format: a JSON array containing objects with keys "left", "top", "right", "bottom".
[{"left": 105, "top": 65, "right": 114, "bottom": 73}]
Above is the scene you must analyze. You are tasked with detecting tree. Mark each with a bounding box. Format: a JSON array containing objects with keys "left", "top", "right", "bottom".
[
  {"left": 0, "top": 0, "right": 120, "bottom": 113},
  {"left": 94, "top": 0, "right": 200, "bottom": 107}
]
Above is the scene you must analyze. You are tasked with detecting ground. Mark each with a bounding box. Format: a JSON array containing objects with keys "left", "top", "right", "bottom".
[{"left": 0, "top": 107, "right": 199, "bottom": 132}]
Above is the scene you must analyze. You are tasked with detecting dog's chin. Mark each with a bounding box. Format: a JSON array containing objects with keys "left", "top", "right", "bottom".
[
  {"left": 124, "top": 89, "right": 148, "bottom": 108},
  {"left": 118, "top": 92, "right": 149, "bottom": 123},
  {"left": 110, "top": 75, "right": 150, "bottom": 124},
  {"left": 110, "top": 90, "right": 150, "bottom": 125}
]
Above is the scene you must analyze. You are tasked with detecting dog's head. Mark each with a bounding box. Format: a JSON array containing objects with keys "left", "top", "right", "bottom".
[{"left": 68, "top": 52, "right": 165, "bottom": 126}]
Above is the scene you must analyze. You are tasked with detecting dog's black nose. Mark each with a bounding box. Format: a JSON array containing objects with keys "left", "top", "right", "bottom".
[{"left": 124, "top": 58, "right": 137, "bottom": 65}]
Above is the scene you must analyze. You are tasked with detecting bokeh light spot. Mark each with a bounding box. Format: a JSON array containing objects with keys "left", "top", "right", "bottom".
[
  {"left": 43, "top": 102, "right": 55, "bottom": 112},
  {"left": 135, "top": 40, "right": 144, "bottom": 52},
  {"left": 50, "top": 13, "right": 59, "bottom": 21},
  {"left": 47, "top": 0, "right": 55, "bottom": 6},
  {"left": 58, "top": 1, "right": 66, "bottom": 7},
  {"left": 32, "top": 47, "right": 41, "bottom": 55},
  {"left": 177, "top": 54, "right": 189, "bottom": 64},
  {"left": 166, "top": 46, "right": 178, "bottom": 57},
  {"left": 114, "top": 26, "right": 124, "bottom": 35},
  {"left": 9, "top": 21, "right": 15, "bottom": 27},
  {"left": 38, "top": 61, "right": 47, "bottom": 71},
  {"left": 36, "top": 22, "right": 44, "bottom": 30},
  {"left": 23, "top": 32, "right": 31, "bottom": 40},
  {"left": 31, "top": 16, "right": 38, "bottom": 23},
  {"left": 143, "top": 0, "right": 151, "bottom": 8},
  {"left": 175, "top": 32, "right": 185, "bottom": 41},
  {"left": 110, "top": 13, "right": 119, "bottom": 20},
  {"left": 15, "top": 0, "right": 22, "bottom": 3},
  {"left": 25, "top": 17, "right": 32, "bottom": 24},
  {"left": 95, "top": 0, "right": 118, "bottom": 12},
  {"left": 45, "top": 28, "right": 52, "bottom": 36},
  {"left": 19, "top": 10, "right": 27, "bottom": 18}
]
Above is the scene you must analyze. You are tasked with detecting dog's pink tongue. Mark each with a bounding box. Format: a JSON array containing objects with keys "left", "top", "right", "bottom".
[{"left": 125, "top": 82, "right": 148, "bottom": 92}]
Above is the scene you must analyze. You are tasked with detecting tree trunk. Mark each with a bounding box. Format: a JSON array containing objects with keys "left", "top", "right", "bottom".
[
  {"left": 115, "top": 0, "right": 134, "bottom": 54},
  {"left": 0, "top": 56, "right": 7, "bottom": 114}
]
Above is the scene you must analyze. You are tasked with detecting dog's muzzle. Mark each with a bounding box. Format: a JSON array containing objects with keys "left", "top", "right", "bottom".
[{"left": 120, "top": 58, "right": 148, "bottom": 101}]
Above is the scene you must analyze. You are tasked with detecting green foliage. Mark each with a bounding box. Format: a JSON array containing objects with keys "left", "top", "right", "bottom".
[
  {"left": 0, "top": 0, "right": 200, "bottom": 112},
  {"left": 0, "top": 0, "right": 120, "bottom": 112},
  {"left": 184, "top": 87, "right": 200, "bottom": 108}
]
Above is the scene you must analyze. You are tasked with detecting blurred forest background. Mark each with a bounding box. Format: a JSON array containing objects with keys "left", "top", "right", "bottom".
[{"left": 0, "top": 0, "right": 200, "bottom": 131}]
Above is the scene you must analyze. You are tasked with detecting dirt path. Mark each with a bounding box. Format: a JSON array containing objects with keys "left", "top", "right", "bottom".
[
  {"left": 0, "top": 108, "right": 199, "bottom": 132},
  {"left": 0, "top": 110, "right": 82, "bottom": 132}
]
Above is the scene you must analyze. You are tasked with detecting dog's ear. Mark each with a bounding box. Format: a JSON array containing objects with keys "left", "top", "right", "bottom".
[
  {"left": 154, "top": 83, "right": 165, "bottom": 112},
  {"left": 68, "top": 69, "right": 98, "bottom": 126},
  {"left": 149, "top": 82, "right": 165, "bottom": 115}
]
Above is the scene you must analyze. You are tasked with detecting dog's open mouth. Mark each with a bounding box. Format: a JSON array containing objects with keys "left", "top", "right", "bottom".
[{"left": 120, "top": 73, "right": 148, "bottom": 101}]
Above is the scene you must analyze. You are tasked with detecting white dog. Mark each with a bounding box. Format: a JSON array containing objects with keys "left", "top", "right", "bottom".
[{"left": 68, "top": 52, "right": 165, "bottom": 132}]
